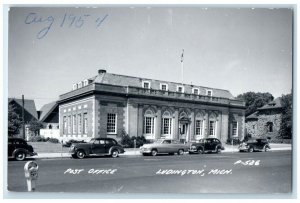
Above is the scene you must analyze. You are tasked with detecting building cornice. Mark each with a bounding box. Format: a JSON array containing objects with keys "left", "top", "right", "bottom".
[{"left": 58, "top": 83, "right": 246, "bottom": 110}]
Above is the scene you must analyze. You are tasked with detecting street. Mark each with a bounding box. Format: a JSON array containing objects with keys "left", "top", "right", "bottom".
[{"left": 7, "top": 150, "right": 292, "bottom": 194}]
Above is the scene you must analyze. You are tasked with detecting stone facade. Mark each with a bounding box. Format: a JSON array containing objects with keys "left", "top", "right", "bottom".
[
  {"left": 246, "top": 109, "right": 282, "bottom": 139},
  {"left": 58, "top": 70, "right": 246, "bottom": 143},
  {"left": 245, "top": 98, "right": 283, "bottom": 140}
]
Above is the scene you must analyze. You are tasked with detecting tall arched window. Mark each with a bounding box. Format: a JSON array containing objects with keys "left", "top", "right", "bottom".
[
  {"left": 195, "top": 112, "right": 204, "bottom": 138},
  {"left": 143, "top": 109, "right": 155, "bottom": 135},
  {"left": 162, "top": 111, "right": 172, "bottom": 136},
  {"left": 209, "top": 113, "right": 218, "bottom": 137},
  {"left": 232, "top": 121, "right": 238, "bottom": 137}
]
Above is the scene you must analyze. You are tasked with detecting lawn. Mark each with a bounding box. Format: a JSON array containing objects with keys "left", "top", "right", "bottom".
[{"left": 28, "top": 142, "right": 69, "bottom": 153}]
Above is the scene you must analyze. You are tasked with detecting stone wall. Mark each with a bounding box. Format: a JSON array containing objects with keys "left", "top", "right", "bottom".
[
  {"left": 245, "top": 109, "right": 282, "bottom": 140},
  {"left": 245, "top": 120, "right": 258, "bottom": 137}
]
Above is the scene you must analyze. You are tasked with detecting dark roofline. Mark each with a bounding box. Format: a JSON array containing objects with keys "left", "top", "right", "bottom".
[
  {"left": 39, "top": 102, "right": 58, "bottom": 122},
  {"left": 257, "top": 106, "right": 283, "bottom": 111},
  {"left": 257, "top": 97, "right": 282, "bottom": 110},
  {"left": 9, "top": 97, "right": 35, "bottom": 103},
  {"left": 98, "top": 72, "right": 234, "bottom": 95},
  {"left": 8, "top": 98, "right": 38, "bottom": 119}
]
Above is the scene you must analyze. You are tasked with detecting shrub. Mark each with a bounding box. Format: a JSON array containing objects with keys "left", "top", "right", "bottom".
[
  {"left": 226, "top": 137, "right": 241, "bottom": 145},
  {"left": 48, "top": 138, "right": 59, "bottom": 143},
  {"left": 135, "top": 136, "right": 147, "bottom": 148},
  {"left": 63, "top": 139, "right": 85, "bottom": 147},
  {"left": 28, "top": 135, "right": 47, "bottom": 142},
  {"left": 243, "top": 133, "right": 252, "bottom": 142},
  {"left": 121, "top": 134, "right": 133, "bottom": 148},
  {"left": 120, "top": 130, "right": 147, "bottom": 148}
]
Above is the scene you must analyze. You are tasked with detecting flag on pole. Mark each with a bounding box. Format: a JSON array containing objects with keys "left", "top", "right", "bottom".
[{"left": 181, "top": 49, "right": 184, "bottom": 63}]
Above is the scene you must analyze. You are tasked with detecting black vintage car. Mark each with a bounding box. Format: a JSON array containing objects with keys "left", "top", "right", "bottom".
[
  {"left": 8, "top": 138, "right": 37, "bottom": 161},
  {"left": 69, "top": 138, "right": 125, "bottom": 159},
  {"left": 238, "top": 138, "right": 271, "bottom": 152},
  {"left": 189, "top": 138, "right": 225, "bottom": 154}
]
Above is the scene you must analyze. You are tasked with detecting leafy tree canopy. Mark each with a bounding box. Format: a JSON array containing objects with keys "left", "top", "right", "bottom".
[
  {"left": 237, "top": 92, "right": 274, "bottom": 116},
  {"left": 8, "top": 104, "right": 23, "bottom": 137},
  {"left": 28, "top": 119, "right": 44, "bottom": 136},
  {"left": 279, "top": 93, "right": 292, "bottom": 139}
]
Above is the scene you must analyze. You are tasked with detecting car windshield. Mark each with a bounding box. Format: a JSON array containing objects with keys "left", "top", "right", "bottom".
[
  {"left": 247, "top": 139, "right": 257, "bottom": 143},
  {"left": 162, "top": 140, "right": 172, "bottom": 144},
  {"left": 196, "top": 139, "right": 205, "bottom": 143},
  {"left": 89, "top": 139, "right": 95, "bottom": 143},
  {"left": 154, "top": 139, "right": 164, "bottom": 144}
]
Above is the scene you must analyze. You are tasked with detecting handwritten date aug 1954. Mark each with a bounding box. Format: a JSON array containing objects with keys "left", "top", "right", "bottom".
[{"left": 24, "top": 12, "right": 109, "bottom": 39}]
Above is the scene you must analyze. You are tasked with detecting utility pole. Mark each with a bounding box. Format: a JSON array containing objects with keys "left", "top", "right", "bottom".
[{"left": 22, "top": 95, "right": 25, "bottom": 140}]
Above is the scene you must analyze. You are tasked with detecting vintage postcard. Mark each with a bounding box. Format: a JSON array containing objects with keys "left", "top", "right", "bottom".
[{"left": 6, "top": 5, "right": 294, "bottom": 198}]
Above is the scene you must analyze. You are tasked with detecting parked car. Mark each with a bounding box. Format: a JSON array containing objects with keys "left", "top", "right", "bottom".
[
  {"left": 238, "top": 138, "right": 271, "bottom": 152},
  {"left": 8, "top": 138, "right": 37, "bottom": 161},
  {"left": 140, "top": 139, "right": 189, "bottom": 156},
  {"left": 69, "top": 138, "right": 125, "bottom": 159},
  {"left": 189, "top": 138, "right": 225, "bottom": 154}
]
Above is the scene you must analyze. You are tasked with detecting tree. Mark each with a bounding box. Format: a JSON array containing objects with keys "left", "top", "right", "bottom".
[
  {"left": 28, "top": 119, "right": 44, "bottom": 136},
  {"left": 279, "top": 93, "right": 292, "bottom": 139},
  {"left": 8, "top": 104, "right": 23, "bottom": 137},
  {"left": 237, "top": 92, "right": 274, "bottom": 116}
]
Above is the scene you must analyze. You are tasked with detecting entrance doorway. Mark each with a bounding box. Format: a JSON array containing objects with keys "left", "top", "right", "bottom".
[
  {"left": 179, "top": 119, "right": 190, "bottom": 143},
  {"left": 179, "top": 123, "right": 187, "bottom": 136}
]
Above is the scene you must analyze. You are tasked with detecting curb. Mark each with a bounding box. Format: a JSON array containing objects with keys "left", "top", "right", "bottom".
[{"left": 33, "top": 147, "right": 291, "bottom": 159}]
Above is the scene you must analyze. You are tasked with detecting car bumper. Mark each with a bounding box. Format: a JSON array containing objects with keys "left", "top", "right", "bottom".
[
  {"left": 238, "top": 146, "right": 249, "bottom": 151},
  {"left": 29, "top": 152, "right": 38, "bottom": 156},
  {"left": 188, "top": 149, "right": 198, "bottom": 153},
  {"left": 69, "top": 148, "right": 76, "bottom": 155},
  {"left": 140, "top": 148, "right": 152, "bottom": 154}
]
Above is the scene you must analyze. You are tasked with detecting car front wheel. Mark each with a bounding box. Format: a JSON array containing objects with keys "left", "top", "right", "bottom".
[
  {"left": 76, "top": 150, "right": 85, "bottom": 159},
  {"left": 178, "top": 149, "right": 184, "bottom": 155},
  {"left": 151, "top": 149, "right": 158, "bottom": 156},
  {"left": 216, "top": 148, "right": 222, "bottom": 154},
  {"left": 15, "top": 151, "right": 26, "bottom": 161},
  {"left": 197, "top": 148, "right": 204, "bottom": 154},
  {"left": 111, "top": 150, "right": 119, "bottom": 158},
  {"left": 248, "top": 147, "right": 254, "bottom": 153},
  {"left": 264, "top": 146, "right": 270, "bottom": 152}
]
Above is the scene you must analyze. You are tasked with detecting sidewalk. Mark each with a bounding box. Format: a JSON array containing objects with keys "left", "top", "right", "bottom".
[
  {"left": 223, "top": 143, "right": 292, "bottom": 152},
  {"left": 33, "top": 143, "right": 292, "bottom": 159}
]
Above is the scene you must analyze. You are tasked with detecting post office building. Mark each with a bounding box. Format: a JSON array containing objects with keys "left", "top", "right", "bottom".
[{"left": 58, "top": 69, "right": 246, "bottom": 143}]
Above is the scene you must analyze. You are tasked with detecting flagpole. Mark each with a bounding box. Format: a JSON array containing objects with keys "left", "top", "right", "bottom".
[
  {"left": 181, "top": 49, "right": 184, "bottom": 85},
  {"left": 181, "top": 59, "right": 184, "bottom": 85}
]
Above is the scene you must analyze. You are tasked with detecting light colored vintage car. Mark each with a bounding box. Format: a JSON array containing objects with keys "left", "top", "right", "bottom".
[{"left": 140, "top": 139, "right": 189, "bottom": 156}]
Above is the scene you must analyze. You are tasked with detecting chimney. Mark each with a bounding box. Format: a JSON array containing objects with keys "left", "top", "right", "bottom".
[{"left": 98, "top": 69, "right": 107, "bottom": 74}]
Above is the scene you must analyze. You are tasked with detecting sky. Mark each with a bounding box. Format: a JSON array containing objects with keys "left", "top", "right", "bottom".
[{"left": 8, "top": 6, "right": 293, "bottom": 110}]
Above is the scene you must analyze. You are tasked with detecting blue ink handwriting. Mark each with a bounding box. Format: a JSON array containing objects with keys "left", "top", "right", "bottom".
[
  {"left": 24, "top": 12, "right": 109, "bottom": 39},
  {"left": 25, "top": 12, "right": 54, "bottom": 39}
]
